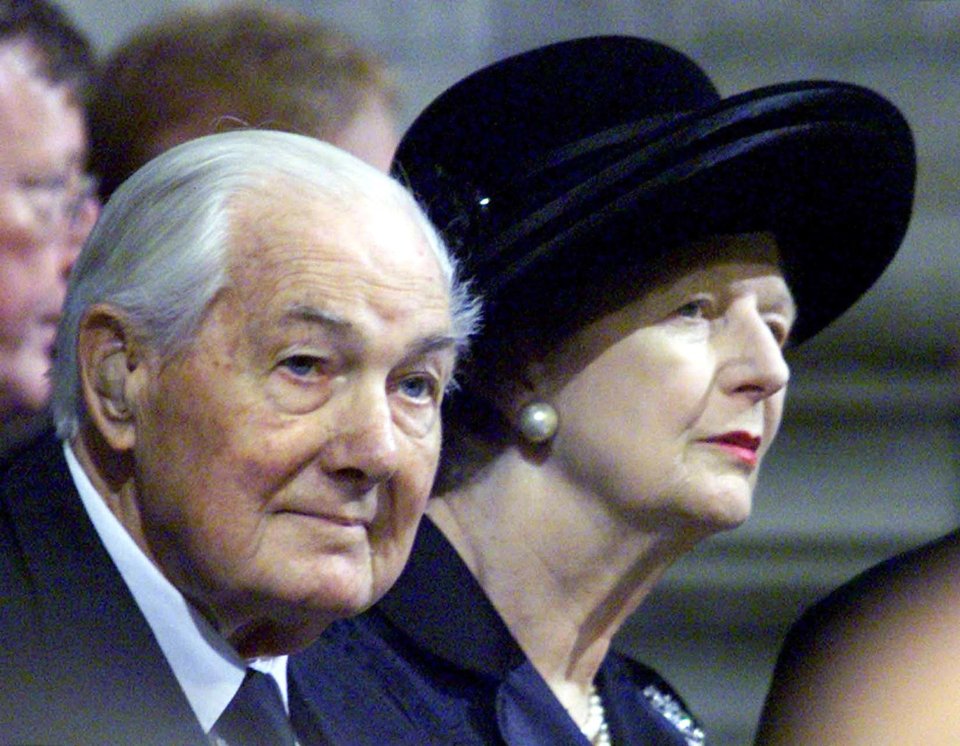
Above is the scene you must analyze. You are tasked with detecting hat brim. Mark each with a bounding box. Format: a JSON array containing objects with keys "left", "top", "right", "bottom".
[
  {"left": 396, "top": 54, "right": 915, "bottom": 346},
  {"left": 481, "top": 84, "right": 915, "bottom": 344}
]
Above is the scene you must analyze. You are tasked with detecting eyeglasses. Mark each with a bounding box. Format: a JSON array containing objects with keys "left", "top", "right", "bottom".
[{"left": 0, "top": 168, "right": 98, "bottom": 237}]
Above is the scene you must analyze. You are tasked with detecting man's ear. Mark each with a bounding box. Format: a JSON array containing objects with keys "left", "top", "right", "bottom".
[{"left": 77, "top": 304, "right": 148, "bottom": 452}]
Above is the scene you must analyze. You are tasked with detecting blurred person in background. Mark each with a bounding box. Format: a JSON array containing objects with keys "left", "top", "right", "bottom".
[
  {"left": 756, "top": 526, "right": 960, "bottom": 744},
  {"left": 291, "top": 36, "right": 916, "bottom": 745},
  {"left": 90, "top": 1, "right": 400, "bottom": 201},
  {"left": 0, "top": 0, "right": 96, "bottom": 456}
]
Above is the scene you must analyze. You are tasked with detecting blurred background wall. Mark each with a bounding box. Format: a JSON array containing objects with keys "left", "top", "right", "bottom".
[{"left": 57, "top": 1, "right": 960, "bottom": 742}]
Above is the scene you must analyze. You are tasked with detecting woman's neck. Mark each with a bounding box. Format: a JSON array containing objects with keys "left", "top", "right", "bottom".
[{"left": 426, "top": 450, "right": 705, "bottom": 722}]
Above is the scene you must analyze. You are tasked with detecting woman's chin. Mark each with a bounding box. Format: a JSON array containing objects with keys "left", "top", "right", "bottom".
[{"left": 674, "top": 487, "right": 754, "bottom": 535}]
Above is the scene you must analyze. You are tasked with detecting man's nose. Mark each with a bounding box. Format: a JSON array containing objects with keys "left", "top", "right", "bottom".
[
  {"left": 35, "top": 234, "right": 76, "bottom": 313},
  {"left": 64, "top": 194, "right": 99, "bottom": 275},
  {"left": 319, "top": 381, "right": 401, "bottom": 489}
]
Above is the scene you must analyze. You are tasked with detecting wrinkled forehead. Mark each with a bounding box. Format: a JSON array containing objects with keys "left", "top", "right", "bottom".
[
  {"left": 223, "top": 182, "right": 449, "bottom": 317},
  {"left": 226, "top": 181, "right": 429, "bottom": 265}
]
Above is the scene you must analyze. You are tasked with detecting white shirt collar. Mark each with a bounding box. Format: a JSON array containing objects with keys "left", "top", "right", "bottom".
[{"left": 63, "top": 441, "right": 289, "bottom": 732}]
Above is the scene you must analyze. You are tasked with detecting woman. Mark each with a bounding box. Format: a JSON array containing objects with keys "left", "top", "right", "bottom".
[{"left": 290, "top": 36, "right": 915, "bottom": 745}]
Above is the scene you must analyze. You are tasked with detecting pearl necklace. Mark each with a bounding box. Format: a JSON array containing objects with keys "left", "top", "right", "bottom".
[{"left": 580, "top": 684, "right": 611, "bottom": 746}]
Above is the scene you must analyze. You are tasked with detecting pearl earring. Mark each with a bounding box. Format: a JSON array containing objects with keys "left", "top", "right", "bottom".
[{"left": 518, "top": 401, "right": 559, "bottom": 444}]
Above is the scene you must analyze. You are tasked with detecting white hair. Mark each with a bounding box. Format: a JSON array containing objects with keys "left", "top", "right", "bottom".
[{"left": 51, "top": 129, "right": 478, "bottom": 439}]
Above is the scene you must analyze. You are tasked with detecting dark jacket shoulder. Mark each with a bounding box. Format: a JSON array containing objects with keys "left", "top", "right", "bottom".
[{"left": 0, "top": 431, "right": 209, "bottom": 745}]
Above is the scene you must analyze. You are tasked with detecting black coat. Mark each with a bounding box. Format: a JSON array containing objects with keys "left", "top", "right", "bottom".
[
  {"left": 292, "top": 518, "right": 705, "bottom": 745},
  {"left": 0, "top": 432, "right": 325, "bottom": 745}
]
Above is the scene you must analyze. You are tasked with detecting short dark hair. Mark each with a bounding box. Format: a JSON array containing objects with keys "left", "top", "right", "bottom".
[
  {"left": 0, "top": 0, "right": 95, "bottom": 95},
  {"left": 89, "top": 3, "right": 397, "bottom": 199}
]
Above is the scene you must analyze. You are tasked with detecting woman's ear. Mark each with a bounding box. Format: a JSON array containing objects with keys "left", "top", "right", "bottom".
[{"left": 77, "top": 305, "right": 147, "bottom": 452}]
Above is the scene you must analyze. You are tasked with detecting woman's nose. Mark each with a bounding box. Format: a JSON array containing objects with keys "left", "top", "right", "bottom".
[{"left": 718, "top": 308, "right": 790, "bottom": 403}]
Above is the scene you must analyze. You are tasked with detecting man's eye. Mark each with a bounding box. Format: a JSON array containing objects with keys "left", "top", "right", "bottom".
[
  {"left": 19, "top": 174, "right": 69, "bottom": 192},
  {"left": 397, "top": 374, "right": 437, "bottom": 402},
  {"left": 279, "top": 355, "right": 321, "bottom": 377}
]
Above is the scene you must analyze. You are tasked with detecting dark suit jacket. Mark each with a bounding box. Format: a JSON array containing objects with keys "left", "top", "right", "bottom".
[{"left": 0, "top": 432, "right": 324, "bottom": 745}]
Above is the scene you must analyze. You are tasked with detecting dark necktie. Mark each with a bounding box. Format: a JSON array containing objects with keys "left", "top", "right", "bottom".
[{"left": 210, "top": 669, "right": 297, "bottom": 746}]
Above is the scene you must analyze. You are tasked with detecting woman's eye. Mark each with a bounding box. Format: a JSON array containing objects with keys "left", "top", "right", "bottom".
[
  {"left": 675, "top": 298, "right": 710, "bottom": 319},
  {"left": 397, "top": 374, "right": 437, "bottom": 402},
  {"left": 767, "top": 319, "right": 791, "bottom": 347},
  {"left": 279, "top": 354, "right": 322, "bottom": 377}
]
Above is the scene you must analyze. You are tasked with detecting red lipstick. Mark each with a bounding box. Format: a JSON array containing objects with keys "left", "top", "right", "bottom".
[{"left": 701, "top": 431, "right": 761, "bottom": 468}]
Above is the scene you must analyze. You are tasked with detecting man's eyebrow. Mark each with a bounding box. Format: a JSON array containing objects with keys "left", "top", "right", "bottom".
[
  {"left": 405, "top": 333, "right": 460, "bottom": 360},
  {"left": 282, "top": 303, "right": 459, "bottom": 357},
  {"left": 281, "top": 303, "right": 355, "bottom": 335}
]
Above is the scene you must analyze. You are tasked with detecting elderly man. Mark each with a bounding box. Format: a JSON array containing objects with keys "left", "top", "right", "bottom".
[
  {"left": 0, "top": 0, "right": 97, "bottom": 455},
  {"left": 0, "top": 130, "right": 476, "bottom": 744}
]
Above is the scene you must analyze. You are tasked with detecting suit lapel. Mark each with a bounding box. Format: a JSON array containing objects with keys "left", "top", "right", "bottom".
[
  {"left": 288, "top": 669, "right": 338, "bottom": 746},
  {"left": 4, "top": 434, "right": 208, "bottom": 745}
]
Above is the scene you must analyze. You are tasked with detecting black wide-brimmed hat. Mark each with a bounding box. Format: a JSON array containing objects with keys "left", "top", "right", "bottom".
[{"left": 393, "top": 35, "right": 915, "bottom": 345}]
